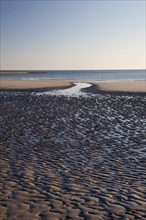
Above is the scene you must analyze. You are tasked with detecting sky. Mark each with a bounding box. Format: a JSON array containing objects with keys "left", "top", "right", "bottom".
[{"left": 0, "top": 0, "right": 145, "bottom": 70}]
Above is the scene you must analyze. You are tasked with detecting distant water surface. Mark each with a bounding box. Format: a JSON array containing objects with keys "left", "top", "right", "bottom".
[{"left": 1, "top": 70, "right": 145, "bottom": 81}]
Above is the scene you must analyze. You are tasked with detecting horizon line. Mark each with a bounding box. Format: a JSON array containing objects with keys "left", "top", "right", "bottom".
[{"left": 0, "top": 68, "right": 146, "bottom": 72}]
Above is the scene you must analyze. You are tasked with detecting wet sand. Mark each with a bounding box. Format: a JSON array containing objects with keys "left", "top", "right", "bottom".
[{"left": 0, "top": 89, "right": 146, "bottom": 219}]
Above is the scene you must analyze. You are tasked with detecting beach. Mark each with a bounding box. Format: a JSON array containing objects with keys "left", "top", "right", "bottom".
[
  {"left": 0, "top": 79, "right": 146, "bottom": 92},
  {"left": 1, "top": 0, "right": 145, "bottom": 218},
  {"left": 93, "top": 81, "right": 146, "bottom": 92},
  {"left": 0, "top": 81, "right": 146, "bottom": 220},
  {"left": 0, "top": 80, "right": 73, "bottom": 90}
]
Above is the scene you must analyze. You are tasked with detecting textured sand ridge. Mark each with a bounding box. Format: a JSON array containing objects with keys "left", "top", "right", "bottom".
[{"left": 0, "top": 91, "right": 146, "bottom": 220}]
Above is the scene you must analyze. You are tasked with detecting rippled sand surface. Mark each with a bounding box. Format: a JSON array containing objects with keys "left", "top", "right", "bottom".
[{"left": 0, "top": 92, "right": 146, "bottom": 220}]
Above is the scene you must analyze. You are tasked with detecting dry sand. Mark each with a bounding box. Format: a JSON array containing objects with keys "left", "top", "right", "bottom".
[
  {"left": 0, "top": 79, "right": 72, "bottom": 89},
  {"left": 93, "top": 80, "right": 146, "bottom": 92},
  {"left": 0, "top": 79, "right": 146, "bottom": 92}
]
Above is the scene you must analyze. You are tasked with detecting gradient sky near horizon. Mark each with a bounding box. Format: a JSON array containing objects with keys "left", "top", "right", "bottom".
[{"left": 0, "top": 0, "right": 145, "bottom": 70}]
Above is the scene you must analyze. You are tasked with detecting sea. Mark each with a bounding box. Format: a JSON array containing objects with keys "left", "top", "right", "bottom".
[{"left": 0, "top": 69, "right": 145, "bottom": 81}]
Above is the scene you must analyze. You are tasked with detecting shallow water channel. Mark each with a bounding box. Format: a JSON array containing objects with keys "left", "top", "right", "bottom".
[{"left": 37, "top": 83, "right": 92, "bottom": 96}]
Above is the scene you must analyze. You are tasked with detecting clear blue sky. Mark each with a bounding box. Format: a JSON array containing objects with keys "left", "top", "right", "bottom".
[{"left": 0, "top": 0, "right": 145, "bottom": 70}]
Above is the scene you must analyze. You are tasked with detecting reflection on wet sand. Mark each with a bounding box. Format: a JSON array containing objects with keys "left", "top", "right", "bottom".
[{"left": 0, "top": 86, "right": 146, "bottom": 219}]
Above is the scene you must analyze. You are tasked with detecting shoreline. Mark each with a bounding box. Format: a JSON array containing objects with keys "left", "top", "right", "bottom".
[{"left": 0, "top": 79, "right": 146, "bottom": 93}]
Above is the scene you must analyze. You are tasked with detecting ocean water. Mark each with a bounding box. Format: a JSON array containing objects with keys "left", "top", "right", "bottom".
[{"left": 0, "top": 69, "right": 145, "bottom": 81}]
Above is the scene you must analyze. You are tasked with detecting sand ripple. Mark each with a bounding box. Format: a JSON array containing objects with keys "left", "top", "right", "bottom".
[{"left": 0, "top": 92, "right": 146, "bottom": 219}]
